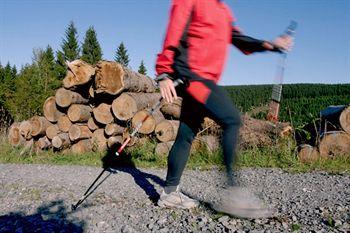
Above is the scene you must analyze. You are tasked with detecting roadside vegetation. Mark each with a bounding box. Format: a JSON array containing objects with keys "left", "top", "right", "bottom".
[{"left": 1, "top": 133, "right": 348, "bottom": 174}]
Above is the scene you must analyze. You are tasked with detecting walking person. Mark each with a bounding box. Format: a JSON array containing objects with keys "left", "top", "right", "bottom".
[{"left": 155, "top": 0, "right": 293, "bottom": 217}]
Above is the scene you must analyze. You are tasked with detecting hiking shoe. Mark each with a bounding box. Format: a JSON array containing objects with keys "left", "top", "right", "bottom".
[
  {"left": 158, "top": 187, "right": 199, "bottom": 209},
  {"left": 211, "top": 186, "right": 274, "bottom": 219}
]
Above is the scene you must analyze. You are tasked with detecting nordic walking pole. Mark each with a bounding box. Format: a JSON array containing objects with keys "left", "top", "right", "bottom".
[
  {"left": 267, "top": 20, "right": 297, "bottom": 123},
  {"left": 71, "top": 78, "right": 183, "bottom": 211}
]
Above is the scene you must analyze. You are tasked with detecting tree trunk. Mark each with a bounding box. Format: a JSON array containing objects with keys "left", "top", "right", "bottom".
[
  {"left": 92, "top": 129, "right": 107, "bottom": 152},
  {"left": 112, "top": 92, "right": 161, "bottom": 121},
  {"left": 298, "top": 144, "right": 320, "bottom": 163},
  {"left": 340, "top": 106, "right": 350, "bottom": 134},
  {"left": 19, "top": 120, "right": 32, "bottom": 140},
  {"left": 131, "top": 109, "right": 164, "bottom": 134},
  {"left": 192, "top": 135, "right": 220, "bottom": 153},
  {"left": 87, "top": 117, "right": 100, "bottom": 131},
  {"left": 46, "top": 124, "right": 60, "bottom": 140},
  {"left": 95, "top": 61, "right": 155, "bottom": 95},
  {"left": 155, "top": 141, "right": 174, "bottom": 156},
  {"left": 107, "top": 135, "right": 123, "bottom": 148},
  {"left": 19, "top": 139, "right": 34, "bottom": 156},
  {"left": 55, "top": 88, "right": 89, "bottom": 108},
  {"left": 37, "top": 136, "right": 51, "bottom": 150},
  {"left": 67, "top": 104, "right": 92, "bottom": 123},
  {"left": 57, "top": 115, "right": 72, "bottom": 132},
  {"left": 319, "top": 131, "right": 350, "bottom": 158},
  {"left": 93, "top": 103, "right": 114, "bottom": 125},
  {"left": 30, "top": 116, "right": 52, "bottom": 137},
  {"left": 68, "top": 124, "right": 92, "bottom": 141},
  {"left": 63, "top": 60, "right": 95, "bottom": 89},
  {"left": 160, "top": 97, "right": 182, "bottom": 119},
  {"left": 122, "top": 129, "right": 137, "bottom": 147},
  {"left": 105, "top": 123, "right": 124, "bottom": 136},
  {"left": 155, "top": 120, "right": 180, "bottom": 142},
  {"left": 52, "top": 133, "right": 71, "bottom": 150},
  {"left": 8, "top": 122, "right": 25, "bottom": 146},
  {"left": 43, "top": 97, "right": 64, "bottom": 123},
  {"left": 199, "top": 117, "right": 221, "bottom": 136},
  {"left": 71, "top": 139, "right": 93, "bottom": 154}
]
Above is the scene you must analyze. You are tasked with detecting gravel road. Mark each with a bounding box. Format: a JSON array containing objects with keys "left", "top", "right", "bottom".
[{"left": 0, "top": 164, "right": 349, "bottom": 232}]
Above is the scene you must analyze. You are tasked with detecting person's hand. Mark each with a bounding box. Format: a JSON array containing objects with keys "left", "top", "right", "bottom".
[
  {"left": 263, "top": 35, "right": 294, "bottom": 52},
  {"left": 272, "top": 35, "right": 294, "bottom": 52},
  {"left": 158, "top": 78, "right": 178, "bottom": 103}
]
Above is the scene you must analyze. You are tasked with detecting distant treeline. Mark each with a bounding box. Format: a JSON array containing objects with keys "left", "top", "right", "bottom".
[
  {"left": 224, "top": 84, "right": 350, "bottom": 127},
  {"left": 0, "top": 21, "right": 146, "bottom": 123}
]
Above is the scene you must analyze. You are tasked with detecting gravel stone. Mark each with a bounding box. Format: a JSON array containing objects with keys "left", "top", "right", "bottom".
[{"left": 0, "top": 164, "right": 349, "bottom": 232}]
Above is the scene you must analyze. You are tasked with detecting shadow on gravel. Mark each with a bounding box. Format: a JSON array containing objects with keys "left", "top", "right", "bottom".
[
  {"left": 0, "top": 200, "right": 85, "bottom": 232},
  {"left": 101, "top": 144, "right": 165, "bottom": 203}
]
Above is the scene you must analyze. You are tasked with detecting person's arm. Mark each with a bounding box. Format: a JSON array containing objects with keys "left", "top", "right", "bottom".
[
  {"left": 231, "top": 23, "right": 292, "bottom": 55},
  {"left": 156, "top": 0, "right": 195, "bottom": 76},
  {"left": 156, "top": 0, "right": 195, "bottom": 103}
]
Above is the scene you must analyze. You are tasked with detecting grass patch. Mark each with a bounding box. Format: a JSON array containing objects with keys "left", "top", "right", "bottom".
[{"left": 0, "top": 134, "right": 349, "bottom": 174}]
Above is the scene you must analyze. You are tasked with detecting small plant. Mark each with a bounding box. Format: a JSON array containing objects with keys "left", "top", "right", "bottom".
[{"left": 291, "top": 223, "right": 301, "bottom": 232}]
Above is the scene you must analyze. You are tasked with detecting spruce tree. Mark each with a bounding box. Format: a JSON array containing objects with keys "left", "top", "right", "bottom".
[
  {"left": 81, "top": 26, "right": 103, "bottom": 65},
  {"left": 138, "top": 60, "right": 147, "bottom": 75},
  {"left": 56, "top": 21, "right": 80, "bottom": 79},
  {"left": 61, "top": 21, "right": 80, "bottom": 61},
  {"left": 114, "top": 42, "right": 130, "bottom": 67}
]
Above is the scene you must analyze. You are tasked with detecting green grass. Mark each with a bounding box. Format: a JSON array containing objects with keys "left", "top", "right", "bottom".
[{"left": 0, "top": 135, "right": 349, "bottom": 174}]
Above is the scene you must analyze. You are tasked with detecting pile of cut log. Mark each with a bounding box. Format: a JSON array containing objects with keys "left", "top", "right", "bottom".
[
  {"left": 298, "top": 105, "right": 350, "bottom": 162},
  {"left": 7, "top": 59, "right": 294, "bottom": 156}
]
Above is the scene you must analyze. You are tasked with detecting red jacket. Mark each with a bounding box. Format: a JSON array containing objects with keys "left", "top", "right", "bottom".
[{"left": 156, "top": 0, "right": 267, "bottom": 103}]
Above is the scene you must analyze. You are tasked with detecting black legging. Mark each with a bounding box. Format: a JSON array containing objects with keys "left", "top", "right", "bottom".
[{"left": 165, "top": 80, "right": 241, "bottom": 188}]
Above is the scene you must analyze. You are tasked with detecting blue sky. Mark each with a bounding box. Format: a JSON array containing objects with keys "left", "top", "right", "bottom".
[{"left": 1, "top": 0, "right": 349, "bottom": 85}]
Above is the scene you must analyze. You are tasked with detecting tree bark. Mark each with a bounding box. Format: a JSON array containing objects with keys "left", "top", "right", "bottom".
[
  {"left": 298, "top": 144, "right": 320, "bottom": 163},
  {"left": 92, "top": 129, "right": 107, "bottom": 152},
  {"left": 19, "top": 120, "right": 32, "bottom": 140},
  {"left": 37, "top": 136, "right": 51, "bottom": 150},
  {"left": 160, "top": 97, "right": 182, "bottom": 119},
  {"left": 107, "top": 135, "right": 123, "bottom": 148},
  {"left": 30, "top": 116, "right": 52, "bottom": 137},
  {"left": 43, "top": 97, "right": 64, "bottom": 123},
  {"left": 57, "top": 115, "right": 72, "bottom": 132},
  {"left": 67, "top": 104, "right": 92, "bottom": 123},
  {"left": 93, "top": 103, "right": 114, "bottom": 125},
  {"left": 87, "top": 117, "right": 101, "bottom": 131},
  {"left": 19, "top": 139, "right": 34, "bottom": 156},
  {"left": 95, "top": 61, "right": 155, "bottom": 95},
  {"left": 319, "top": 131, "right": 350, "bottom": 158},
  {"left": 131, "top": 109, "right": 164, "bottom": 134},
  {"left": 52, "top": 133, "right": 71, "bottom": 150},
  {"left": 71, "top": 139, "right": 93, "bottom": 154},
  {"left": 63, "top": 60, "right": 95, "bottom": 89},
  {"left": 68, "top": 124, "right": 92, "bottom": 141},
  {"left": 340, "top": 106, "right": 350, "bottom": 134},
  {"left": 192, "top": 135, "right": 220, "bottom": 153},
  {"left": 8, "top": 122, "right": 25, "bottom": 146},
  {"left": 112, "top": 92, "right": 161, "bottom": 121},
  {"left": 105, "top": 123, "right": 124, "bottom": 136},
  {"left": 122, "top": 129, "right": 137, "bottom": 147},
  {"left": 155, "top": 141, "right": 174, "bottom": 156},
  {"left": 55, "top": 88, "right": 89, "bottom": 108},
  {"left": 155, "top": 120, "right": 180, "bottom": 142},
  {"left": 46, "top": 124, "right": 60, "bottom": 140}
]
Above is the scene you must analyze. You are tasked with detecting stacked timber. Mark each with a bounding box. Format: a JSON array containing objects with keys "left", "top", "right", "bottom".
[
  {"left": 8, "top": 59, "right": 301, "bottom": 157},
  {"left": 297, "top": 105, "right": 350, "bottom": 162},
  {"left": 7, "top": 60, "right": 159, "bottom": 154}
]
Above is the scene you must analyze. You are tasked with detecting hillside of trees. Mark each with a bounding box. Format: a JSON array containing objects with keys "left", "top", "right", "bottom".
[{"left": 225, "top": 84, "right": 350, "bottom": 127}]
